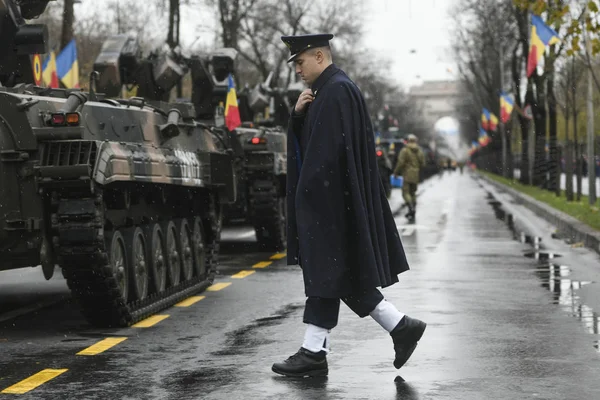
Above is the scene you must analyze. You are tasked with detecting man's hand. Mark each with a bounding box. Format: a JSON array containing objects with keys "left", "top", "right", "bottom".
[{"left": 295, "top": 89, "right": 315, "bottom": 114}]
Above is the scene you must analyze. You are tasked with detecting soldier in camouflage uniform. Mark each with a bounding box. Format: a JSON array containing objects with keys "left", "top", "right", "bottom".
[{"left": 393, "top": 134, "right": 425, "bottom": 222}]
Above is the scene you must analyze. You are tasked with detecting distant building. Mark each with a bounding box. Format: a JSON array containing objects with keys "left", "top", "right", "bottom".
[
  {"left": 409, "top": 80, "right": 464, "bottom": 159},
  {"left": 409, "top": 80, "right": 460, "bottom": 129}
]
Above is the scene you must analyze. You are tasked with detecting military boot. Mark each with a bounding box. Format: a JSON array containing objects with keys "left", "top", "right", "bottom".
[
  {"left": 272, "top": 347, "right": 328, "bottom": 377},
  {"left": 405, "top": 204, "right": 415, "bottom": 220},
  {"left": 390, "top": 316, "right": 427, "bottom": 369}
]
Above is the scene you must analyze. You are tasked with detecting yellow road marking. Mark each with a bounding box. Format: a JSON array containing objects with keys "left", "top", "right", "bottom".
[
  {"left": 1, "top": 369, "right": 68, "bottom": 394},
  {"left": 76, "top": 337, "right": 127, "bottom": 356},
  {"left": 132, "top": 314, "right": 170, "bottom": 328},
  {"left": 175, "top": 296, "right": 206, "bottom": 307},
  {"left": 253, "top": 261, "right": 272, "bottom": 269},
  {"left": 231, "top": 270, "right": 255, "bottom": 279},
  {"left": 270, "top": 253, "right": 286, "bottom": 260},
  {"left": 207, "top": 282, "right": 231, "bottom": 291}
]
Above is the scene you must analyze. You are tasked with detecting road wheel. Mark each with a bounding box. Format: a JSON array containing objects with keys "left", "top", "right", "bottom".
[
  {"left": 145, "top": 223, "right": 167, "bottom": 293},
  {"left": 177, "top": 219, "right": 194, "bottom": 281},
  {"left": 108, "top": 230, "right": 129, "bottom": 302},
  {"left": 191, "top": 217, "right": 207, "bottom": 279},
  {"left": 127, "top": 227, "right": 149, "bottom": 301},
  {"left": 163, "top": 220, "right": 181, "bottom": 287}
]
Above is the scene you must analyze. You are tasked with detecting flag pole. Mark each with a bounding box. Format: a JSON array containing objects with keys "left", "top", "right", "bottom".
[{"left": 499, "top": 41, "right": 507, "bottom": 178}]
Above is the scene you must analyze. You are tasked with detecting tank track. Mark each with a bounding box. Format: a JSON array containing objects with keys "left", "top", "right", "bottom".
[
  {"left": 49, "top": 186, "right": 220, "bottom": 328},
  {"left": 248, "top": 178, "right": 286, "bottom": 251}
]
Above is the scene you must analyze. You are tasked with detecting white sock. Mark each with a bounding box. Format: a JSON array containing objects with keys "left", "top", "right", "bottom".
[
  {"left": 302, "top": 324, "right": 330, "bottom": 354},
  {"left": 369, "top": 299, "right": 405, "bottom": 332}
]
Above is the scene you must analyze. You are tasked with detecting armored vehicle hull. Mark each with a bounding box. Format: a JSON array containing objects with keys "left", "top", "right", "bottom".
[
  {"left": 221, "top": 76, "right": 291, "bottom": 251},
  {"left": 223, "top": 126, "right": 286, "bottom": 251},
  {"left": 0, "top": 87, "right": 235, "bottom": 327}
]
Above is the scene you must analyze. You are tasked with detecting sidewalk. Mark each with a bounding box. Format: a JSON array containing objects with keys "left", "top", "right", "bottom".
[{"left": 480, "top": 172, "right": 600, "bottom": 258}]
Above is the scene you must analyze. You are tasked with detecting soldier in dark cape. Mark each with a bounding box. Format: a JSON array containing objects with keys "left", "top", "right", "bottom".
[{"left": 271, "top": 33, "right": 427, "bottom": 378}]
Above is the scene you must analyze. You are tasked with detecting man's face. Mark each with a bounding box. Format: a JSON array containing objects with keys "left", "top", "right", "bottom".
[{"left": 294, "top": 51, "right": 321, "bottom": 86}]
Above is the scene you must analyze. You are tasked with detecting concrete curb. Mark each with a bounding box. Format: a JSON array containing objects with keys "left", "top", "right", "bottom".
[{"left": 478, "top": 173, "right": 600, "bottom": 257}]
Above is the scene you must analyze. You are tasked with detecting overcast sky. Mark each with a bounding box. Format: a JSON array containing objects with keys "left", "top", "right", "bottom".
[
  {"left": 175, "top": 0, "right": 458, "bottom": 89},
  {"left": 74, "top": 0, "right": 458, "bottom": 90},
  {"left": 363, "top": 0, "right": 458, "bottom": 89}
]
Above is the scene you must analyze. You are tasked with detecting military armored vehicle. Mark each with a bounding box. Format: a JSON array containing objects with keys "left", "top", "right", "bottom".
[
  {"left": 94, "top": 34, "right": 290, "bottom": 251},
  {"left": 185, "top": 70, "right": 289, "bottom": 251},
  {"left": 220, "top": 73, "right": 293, "bottom": 251},
  {"left": 0, "top": 0, "right": 236, "bottom": 327}
]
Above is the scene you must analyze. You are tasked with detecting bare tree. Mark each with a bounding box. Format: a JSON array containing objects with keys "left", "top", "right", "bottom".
[
  {"left": 450, "top": 0, "right": 516, "bottom": 174},
  {"left": 60, "top": 0, "right": 75, "bottom": 51},
  {"left": 512, "top": 6, "right": 534, "bottom": 185},
  {"left": 208, "top": 0, "right": 363, "bottom": 87},
  {"left": 556, "top": 56, "right": 583, "bottom": 200}
]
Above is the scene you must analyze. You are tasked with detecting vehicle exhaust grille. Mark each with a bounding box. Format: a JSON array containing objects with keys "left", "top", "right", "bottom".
[{"left": 42, "top": 141, "right": 97, "bottom": 168}]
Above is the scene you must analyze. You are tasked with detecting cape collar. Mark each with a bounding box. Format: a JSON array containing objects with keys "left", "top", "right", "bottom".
[{"left": 311, "top": 64, "right": 340, "bottom": 96}]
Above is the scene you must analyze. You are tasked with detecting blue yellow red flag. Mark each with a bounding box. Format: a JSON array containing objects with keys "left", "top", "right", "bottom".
[
  {"left": 500, "top": 92, "right": 515, "bottom": 123},
  {"left": 468, "top": 140, "right": 479, "bottom": 156},
  {"left": 479, "top": 127, "right": 490, "bottom": 146},
  {"left": 489, "top": 112, "right": 498, "bottom": 131},
  {"left": 527, "top": 14, "right": 560, "bottom": 77},
  {"left": 481, "top": 108, "right": 490, "bottom": 131},
  {"left": 224, "top": 74, "right": 242, "bottom": 131},
  {"left": 56, "top": 39, "right": 79, "bottom": 88},
  {"left": 42, "top": 51, "right": 59, "bottom": 88}
]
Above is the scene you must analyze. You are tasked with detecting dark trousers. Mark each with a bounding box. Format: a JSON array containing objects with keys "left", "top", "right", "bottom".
[{"left": 303, "top": 287, "right": 384, "bottom": 330}]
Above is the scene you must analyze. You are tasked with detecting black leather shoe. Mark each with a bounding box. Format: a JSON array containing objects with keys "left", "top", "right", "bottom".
[
  {"left": 272, "top": 347, "right": 328, "bottom": 377},
  {"left": 390, "top": 316, "right": 427, "bottom": 369}
]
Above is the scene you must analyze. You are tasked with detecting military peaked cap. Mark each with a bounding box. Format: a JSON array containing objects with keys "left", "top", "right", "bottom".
[{"left": 281, "top": 33, "right": 334, "bottom": 63}]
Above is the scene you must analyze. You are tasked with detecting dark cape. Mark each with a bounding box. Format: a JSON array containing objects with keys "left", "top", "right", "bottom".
[{"left": 286, "top": 64, "right": 409, "bottom": 298}]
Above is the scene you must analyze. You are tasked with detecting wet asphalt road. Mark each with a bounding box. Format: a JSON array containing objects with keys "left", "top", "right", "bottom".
[{"left": 2, "top": 171, "right": 600, "bottom": 399}]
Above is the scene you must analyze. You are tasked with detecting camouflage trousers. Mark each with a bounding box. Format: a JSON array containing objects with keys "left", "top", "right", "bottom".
[{"left": 402, "top": 182, "right": 418, "bottom": 208}]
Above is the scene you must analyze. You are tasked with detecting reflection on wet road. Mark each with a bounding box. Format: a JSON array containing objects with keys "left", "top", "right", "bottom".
[{"left": 2, "top": 171, "right": 600, "bottom": 399}]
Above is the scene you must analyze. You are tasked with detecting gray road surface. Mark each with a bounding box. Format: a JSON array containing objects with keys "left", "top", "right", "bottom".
[{"left": 1, "top": 171, "right": 600, "bottom": 399}]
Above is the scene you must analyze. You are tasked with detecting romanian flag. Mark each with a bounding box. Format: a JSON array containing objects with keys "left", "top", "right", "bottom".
[
  {"left": 481, "top": 108, "right": 490, "bottom": 131},
  {"left": 56, "top": 39, "right": 79, "bottom": 88},
  {"left": 224, "top": 74, "right": 241, "bottom": 131},
  {"left": 468, "top": 140, "right": 479, "bottom": 156},
  {"left": 478, "top": 127, "right": 490, "bottom": 146},
  {"left": 527, "top": 14, "right": 560, "bottom": 77},
  {"left": 489, "top": 112, "right": 498, "bottom": 132},
  {"left": 42, "top": 51, "right": 59, "bottom": 88},
  {"left": 500, "top": 92, "right": 515, "bottom": 123}
]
